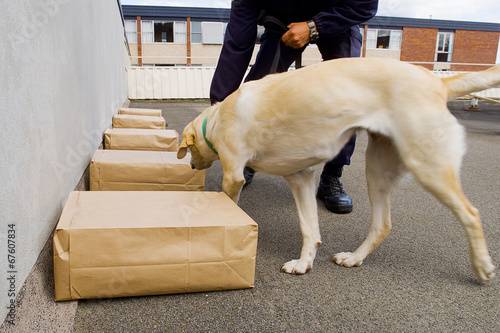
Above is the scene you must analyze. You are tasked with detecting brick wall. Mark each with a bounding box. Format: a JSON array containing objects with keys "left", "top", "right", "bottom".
[
  {"left": 451, "top": 30, "right": 500, "bottom": 71},
  {"left": 401, "top": 27, "right": 438, "bottom": 69},
  {"left": 399, "top": 27, "right": 499, "bottom": 71}
]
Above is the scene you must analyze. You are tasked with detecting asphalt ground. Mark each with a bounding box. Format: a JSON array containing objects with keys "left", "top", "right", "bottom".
[{"left": 2, "top": 99, "right": 499, "bottom": 332}]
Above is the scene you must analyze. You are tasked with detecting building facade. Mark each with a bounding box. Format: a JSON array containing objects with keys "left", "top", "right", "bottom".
[
  {"left": 122, "top": 5, "right": 500, "bottom": 71},
  {"left": 365, "top": 16, "right": 500, "bottom": 71}
]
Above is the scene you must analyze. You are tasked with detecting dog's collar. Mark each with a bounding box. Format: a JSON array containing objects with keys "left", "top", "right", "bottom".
[{"left": 202, "top": 116, "right": 218, "bottom": 155}]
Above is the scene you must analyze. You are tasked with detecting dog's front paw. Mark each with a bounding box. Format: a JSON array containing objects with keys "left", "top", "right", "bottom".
[
  {"left": 473, "top": 257, "right": 496, "bottom": 283},
  {"left": 280, "top": 259, "right": 312, "bottom": 275},
  {"left": 332, "top": 252, "right": 363, "bottom": 267}
]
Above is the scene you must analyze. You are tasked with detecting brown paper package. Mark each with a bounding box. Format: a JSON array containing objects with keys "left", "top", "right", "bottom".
[
  {"left": 90, "top": 150, "right": 205, "bottom": 191},
  {"left": 113, "top": 114, "right": 166, "bottom": 129},
  {"left": 53, "top": 191, "right": 258, "bottom": 301},
  {"left": 119, "top": 107, "right": 162, "bottom": 117},
  {"left": 104, "top": 128, "right": 179, "bottom": 151}
]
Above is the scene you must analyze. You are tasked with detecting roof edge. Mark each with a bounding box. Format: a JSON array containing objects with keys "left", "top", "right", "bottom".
[{"left": 121, "top": 5, "right": 500, "bottom": 32}]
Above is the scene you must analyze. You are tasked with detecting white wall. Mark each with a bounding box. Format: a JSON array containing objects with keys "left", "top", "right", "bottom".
[{"left": 0, "top": 0, "right": 128, "bottom": 321}]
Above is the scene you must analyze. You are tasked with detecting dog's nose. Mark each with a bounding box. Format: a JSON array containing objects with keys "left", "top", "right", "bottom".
[{"left": 191, "top": 164, "right": 195, "bottom": 169}]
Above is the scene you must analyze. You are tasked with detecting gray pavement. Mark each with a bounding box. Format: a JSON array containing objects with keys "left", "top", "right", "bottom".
[{"left": 2, "top": 99, "right": 500, "bottom": 332}]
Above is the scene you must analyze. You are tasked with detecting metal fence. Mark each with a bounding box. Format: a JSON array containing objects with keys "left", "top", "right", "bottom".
[{"left": 127, "top": 66, "right": 216, "bottom": 99}]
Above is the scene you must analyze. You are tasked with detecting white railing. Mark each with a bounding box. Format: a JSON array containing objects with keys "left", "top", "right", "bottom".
[
  {"left": 127, "top": 66, "right": 216, "bottom": 99},
  {"left": 127, "top": 65, "right": 500, "bottom": 100}
]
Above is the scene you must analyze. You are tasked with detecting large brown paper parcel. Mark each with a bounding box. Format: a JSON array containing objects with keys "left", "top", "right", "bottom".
[
  {"left": 119, "top": 107, "right": 162, "bottom": 117},
  {"left": 104, "top": 128, "right": 179, "bottom": 151},
  {"left": 113, "top": 114, "right": 166, "bottom": 129},
  {"left": 53, "top": 191, "right": 258, "bottom": 301},
  {"left": 90, "top": 150, "right": 205, "bottom": 191}
]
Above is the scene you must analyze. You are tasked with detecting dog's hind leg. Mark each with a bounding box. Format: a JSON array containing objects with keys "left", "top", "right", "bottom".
[
  {"left": 407, "top": 153, "right": 495, "bottom": 283},
  {"left": 334, "top": 133, "right": 404, "bottom": 267},
  {"left": 281, "top": 168, "right": 322, "bottom": 274}
]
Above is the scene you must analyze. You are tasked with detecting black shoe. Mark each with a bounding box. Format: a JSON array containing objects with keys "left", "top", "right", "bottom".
[
  {"left": 243, "top": 167, "right": 255, "bottom": 186},
  {"left": 317, "top": 168, "right": 353, "bottom": 214}
]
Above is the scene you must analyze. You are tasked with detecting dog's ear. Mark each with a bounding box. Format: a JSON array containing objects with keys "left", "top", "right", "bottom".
[{"left": 177, "top": 128, "right": 195, "bottom": 159}]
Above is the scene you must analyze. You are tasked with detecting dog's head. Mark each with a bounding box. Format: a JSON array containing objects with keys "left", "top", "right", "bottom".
[{"left": 177, "top": 105, "right": 220, "bottom": 170}]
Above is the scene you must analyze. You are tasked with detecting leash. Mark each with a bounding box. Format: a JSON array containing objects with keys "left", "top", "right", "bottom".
[
  {"left": 259, "top": 15, "right": 288, "bottom": 34},
  {"left": 258, "top": 15, "right": 303, "bottom": 72}
]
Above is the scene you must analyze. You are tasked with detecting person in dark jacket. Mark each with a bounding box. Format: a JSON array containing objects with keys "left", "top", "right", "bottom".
[{"left": 210, "top": 0, "right": 379, "bottom": 214}]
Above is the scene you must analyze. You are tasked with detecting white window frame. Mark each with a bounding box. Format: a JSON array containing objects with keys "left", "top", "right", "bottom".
[
  {"left": 154, "top": 21, "right": 174, "bottom": 43},
  {"left": 202, "top": 22, "right": 224, "bottom": 45},
  {"left": 141, "top": 20, "right": 187, "bottom": 44},
  {"left": 365, "top": 28, "right": 402, "bottom": 50},
  {"left": 435, "top": 32, "right": 454, "bottom": 62},
  {"left": 141, "top": 20, "right": 154, "bottom": 43},
  {"left": 191, "top": 21, "right": 202, "bottom": 44},
  {"left": 174, "top": 22, "right": 187, "bottom": 44},
  {"left": 125, "top": 20, "right": 137, "bottom": 43}
]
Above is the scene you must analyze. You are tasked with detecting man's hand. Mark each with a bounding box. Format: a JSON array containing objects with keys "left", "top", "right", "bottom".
[{"left": 281, "top": 21, "right": 312, "bottom": 49}]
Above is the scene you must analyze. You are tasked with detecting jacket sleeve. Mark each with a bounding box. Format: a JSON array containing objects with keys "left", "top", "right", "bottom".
[
  {"left": 312, "top": 0, "right": 378, "bottom": 40},
  {"left": 209, "top": 0, "right": 261, "bottom": 104}
]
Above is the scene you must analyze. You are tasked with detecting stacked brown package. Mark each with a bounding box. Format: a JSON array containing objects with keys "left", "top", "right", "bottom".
[
  {"left": 54, "top": 191, "right": 258, "bottom": 301},
  {"left": 90, "top": 150, "right": 205, "bottom": 191},
  {"left": 119, "top": 107, "right": 162, "bottom": 117},
  {"left": 54, "top": 107, "right": 257, "bottom": 301},
  {"left": 112, "top": 114, "right": 166, "bottom": 129},
  {"left": 104, "top": 128, "right": 179, "bottom": 151}
]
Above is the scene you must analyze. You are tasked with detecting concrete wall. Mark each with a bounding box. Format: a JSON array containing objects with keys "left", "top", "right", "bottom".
[
  {"left": 142, "top": 43, "right": 189, "bottom": 65},
  {"left": 365, "top": 49, "right": 401, "bottom": 60},
  {"left": 0, "top": 0, "right": 128, "bottom": 322}
]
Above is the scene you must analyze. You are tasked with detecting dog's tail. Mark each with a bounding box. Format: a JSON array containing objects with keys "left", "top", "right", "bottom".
[{"left": 443, "top": 64, "right": 500, "bottom": 101}]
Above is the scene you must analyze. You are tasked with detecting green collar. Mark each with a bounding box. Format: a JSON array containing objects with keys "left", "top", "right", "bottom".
[{"left": 202, "top": 116, "right": 218, "bottom": 155}]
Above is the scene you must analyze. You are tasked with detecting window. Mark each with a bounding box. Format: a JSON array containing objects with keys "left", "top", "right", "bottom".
[
  {"left": 191, "top": 22, "right": 202, "bottom": 43},
  {"left": 435, "top": 32, "right": 454, "bottom": 62},
  {"left": 202, "top": 22, "right": 224, "bottom": 44},
  {"left": 376, "top": 29, "right": 391, "bottom": 48},
  {"left": 125, "top": 20, "right": 137, "bottom": 43},
  {"left": 154, "top": 22, "right": 173, "bottom": 42},
  {"left": 189, "top": 21, "right": 227, "bottom": 44},
  {"left": 142, "top": 21, "right": 154, "bottom": 42},
  {"left": 366, "top": 29, "right": 402, "bottom": 50},
  {"left": 174, "top": 22, "right": 187, "bottom": 43},
  {"left": 140, "top": 21, "right": 186, "bottom": 43}
]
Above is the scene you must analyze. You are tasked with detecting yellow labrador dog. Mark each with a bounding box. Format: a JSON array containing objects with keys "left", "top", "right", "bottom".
[{"left": 178, "top": 58, "right": 498, "bottom": 283}]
